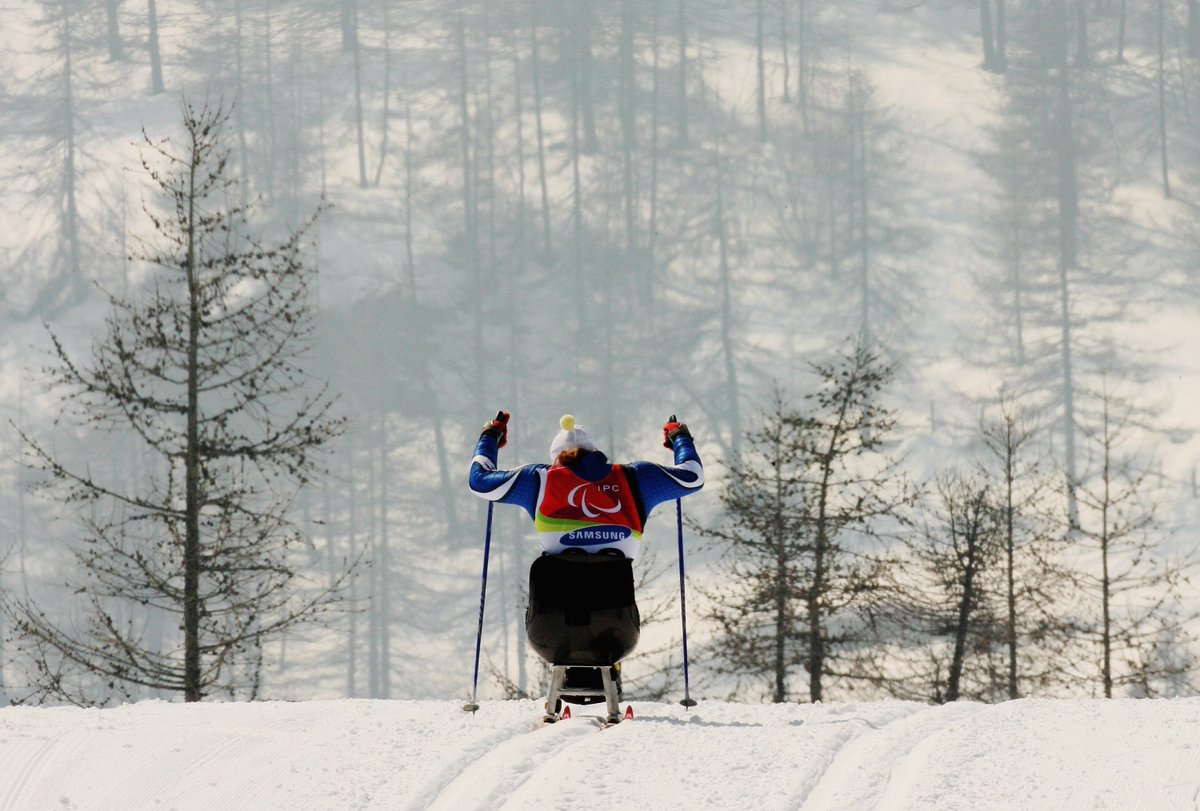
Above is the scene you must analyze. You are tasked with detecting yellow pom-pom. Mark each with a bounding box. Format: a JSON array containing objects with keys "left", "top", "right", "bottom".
[{"left": 560, "top": 415, "right": 576, "bottom": 431}]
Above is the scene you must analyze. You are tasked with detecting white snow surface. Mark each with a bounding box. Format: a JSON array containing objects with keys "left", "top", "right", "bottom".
[{"left": 2, "top": 698, "right": 1199, "bottom": 810}]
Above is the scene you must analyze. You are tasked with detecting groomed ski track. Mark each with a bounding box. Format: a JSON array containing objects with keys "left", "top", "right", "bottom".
[{"left": 1, "top": 698, "right": 1199, "bottom": 810}]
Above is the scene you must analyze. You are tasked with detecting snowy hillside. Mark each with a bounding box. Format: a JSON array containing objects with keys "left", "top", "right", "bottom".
[
  {"left": 2, "top": 697, "right": 1199, "bottom": 810},
  {"left": 4, "top": 0, "right": 1200, "bottom": 716}
]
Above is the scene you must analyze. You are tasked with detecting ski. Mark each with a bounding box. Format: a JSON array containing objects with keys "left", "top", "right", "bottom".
[{"left": 542, "top": 703, "right": 633, "bottom": 727}]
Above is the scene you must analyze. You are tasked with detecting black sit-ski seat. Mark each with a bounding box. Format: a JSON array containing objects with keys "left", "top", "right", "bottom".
[{"left": 525, "top": 552, "right": 640, "bottom": 722}]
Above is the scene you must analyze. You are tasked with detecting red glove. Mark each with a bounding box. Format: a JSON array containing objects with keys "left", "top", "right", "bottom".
[
  {"left": 662, "top": 415, "right": 691, "bottom": 448},
  {"left": 482, "top": 410, "right": 510, "bottom": 448}
]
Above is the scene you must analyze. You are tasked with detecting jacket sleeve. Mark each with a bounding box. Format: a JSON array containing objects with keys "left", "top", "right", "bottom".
[
  {"left": 468, "top": 433, "right": 542, "bottom": 519},
  {"left": 627, "top": 434, "right": 704, "bottom": 516}
]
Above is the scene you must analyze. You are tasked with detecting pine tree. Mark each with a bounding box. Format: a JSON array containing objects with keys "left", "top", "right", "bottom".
[
  {"left": 698, "top": 340, "right": 913, "bottom": 702},
  {"left": 1069, "top": 382, "right": 1198, "bottom": 698},
  {"left": 904, "top": 469, "right": 1004, "bottom": 703},
  {"left": 7, "top": 98, "right": 351, "bottom": 704}
]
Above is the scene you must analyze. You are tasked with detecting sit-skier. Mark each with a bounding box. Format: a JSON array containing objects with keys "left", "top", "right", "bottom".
[{"left": 468, "top": 412, "right": 703, "bottom": 715}]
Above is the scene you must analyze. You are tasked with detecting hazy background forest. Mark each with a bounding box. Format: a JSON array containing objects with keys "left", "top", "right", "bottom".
[{"left": 1, "top": 0, "right": 1200, "bottom": 707}]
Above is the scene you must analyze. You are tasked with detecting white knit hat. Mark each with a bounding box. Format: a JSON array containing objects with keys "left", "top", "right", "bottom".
[{"left": 549, "top": 415, "right": 596, "bottom": 461}]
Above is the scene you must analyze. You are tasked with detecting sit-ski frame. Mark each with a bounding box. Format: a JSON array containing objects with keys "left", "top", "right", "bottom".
[{"left": 543, "top": 665, "right": 622, "bottom": 724}]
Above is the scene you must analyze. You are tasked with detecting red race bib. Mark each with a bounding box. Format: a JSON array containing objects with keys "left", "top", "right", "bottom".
[{"left": 535, "top": 465, "right": 644, "bottom": 545}]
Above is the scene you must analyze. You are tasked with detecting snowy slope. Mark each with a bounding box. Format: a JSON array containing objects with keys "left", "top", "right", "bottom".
[{"left": 1, "top": 698, "right": 1198, "bottom": 810}]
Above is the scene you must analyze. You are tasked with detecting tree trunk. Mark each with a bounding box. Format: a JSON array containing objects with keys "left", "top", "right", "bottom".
[
  {"left": 1100, "top": 399, "right": 1113, "bottom": 698},
  {"left": 350, "top": 1, "right": 367, "bottom": 188},
  {"left": 61, "top": 5, "right": 82, "bottom": 286},
  {"left": 807, "top": 372, "right": 861, "bottom": 703},
  {"left": 262, "top": 4, "right": 277, "bottom": 201},
  {"left": 1102, "top": 527, "right": 1112, "bottom": 697},
  {"left": 403, "top": 105, "right": 416, "bottom": 296},
  {"left": 1008, "top": 195, "right": 1027, "bottom": 366},
  {"left": 147, "top": 0, "right": 164, "bottom": 94},
  {"left": 16, "top": 384, "right": 30, "bottom": 599},
  {"left": 620, "top": 0, "right": 637, "bottom": 253},
  {"left": 431, "top": 413, "right": 459, "bottom": 535},
  {"left": 367, "top": 432, "right": 380, "bottom": 698},
  {"left": 480, "top": 6, "right": 498, "bottom": 268},
  {"left": 1189, "top": 0, "right": 1200, "bottom": 58},
  {"left": 529, "top": 1, "right": 553, "bottom": 258},
  {"left": 947, "top": 524, "right": 982, "bottom": 703},
  {"left": 372, "top": 3, "right": 393, "bottom": 187},
  {"left": 781, "top": 1, "right": 790, "bottom": 103},
  {"left": 456, "top": 5, "right": 482, "bottom": 407},
  {"left": 233, "top": 0, "right": 250, "bottom": 208},
  {"left": 648, "top": 0, "right": 662, "bottom": 292},
  {"left": 756, "top": 0, "right": 768, "bottom": 141},
  {"left": 1051, "top": 0, "right": 1080, "bottom": 529},
  {"left": 514, "top": 58, "right": 527, "bottom": 266},
  {"left": 796, "top": 0, "right": 810, "bottom": 130},
  {"left": 1003, "top": 431, "right": 1019, "bottom": 699},
  {"left": 104, "top": 0, "right": 124, "bottom": 61},
  {"left": 1116, "top": 0, "right": 1127, "bottom": 63},
  {"left": 570, "top": 63, "right": 584, "bottom": 309},
  {"left": 340, "top": 0, "right": 356, "bottom": 51},
  {"left": 808, "top": 460, "right": 835, "bottom": 703},
  {"left": 807, "top": 536, "right": 826, "bottom": 703},
  {"left": 1157, "top": 0, "right": 1171, "bottom": 198},
  {"left": 677, "top": 0, "right": 689, "bottom": 146},
  {"left": 1075, "top": 0, "right": 1089, "bottom": 65},
  {"left": 774, "top": 535, "right": 788, "bottom": 702},
  {"left": 852, "top": 78, "right": 871, "bottom": 341},
  {"left": 714, "top": 149, "right": 742, "bottom": 455},
  {"left": 183, "top": 129, "right": 203, "bottom": 703},
  {"left": 995, "top": 0, "right": 1008, "bottom": 72},
  {"left": 981, "top": 0, "right": 997, "bottom": 71},
  {"left": 573, "top": 1, "right": 599, "bottom": 153},
  {"left": 346, "top": 437, "right": 359, "bottom": 697}
]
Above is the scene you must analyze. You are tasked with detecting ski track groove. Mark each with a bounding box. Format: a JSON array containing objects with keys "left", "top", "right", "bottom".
[
  {"left": 117, "top": 715, "right": 299, "bottom": 810},
  {"left": 789, "top": 708, "right": 919, "bottom": 811},
  {"left": 421, "top": 716, "right": 605, "bottom": 811},
  {"left": 793, "top": 703, "right": 981, "bottom": 811},
  {"left": 0, "top": 730, "right": 67, "bottom": 811},
  {"left": 398, "top": 717, "right": 549, "bottom": 811},
  {"left": 873, "top": 703, "right": 982, "bottom": 810}
]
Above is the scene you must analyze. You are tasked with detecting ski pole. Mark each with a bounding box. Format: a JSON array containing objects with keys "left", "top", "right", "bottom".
[
  {"left": 676, "top": 497, "right": 698, "bottom": 708},
  {"left": 464, "top": 501, "right": 495, "bottom": 713}
]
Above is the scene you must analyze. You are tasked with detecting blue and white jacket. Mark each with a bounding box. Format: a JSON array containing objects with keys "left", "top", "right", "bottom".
[{"left": 469, "top": 434, "right": 703, "bottom": 559}]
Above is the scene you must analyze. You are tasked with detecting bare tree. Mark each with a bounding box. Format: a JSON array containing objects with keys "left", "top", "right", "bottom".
[
  {"left": 889, "top": 393, "right": 1075, "bottom": 703},
  {"left": 769, "top": 66, "right": 922, "bottom": 351},
  {"left": 980, "top": 391, "right": 1070, "bottom": 699},
  {"left": 975, "top": 0, "right": 1155, "bottom": 531},
  {"left": 2, "top": 0, "right": 101, "bottom": 316},
  {"left": 906, "top": 469, "right": 1003, "bottom": 703},
  {"left": 1068, "top": 382, "right": 1197, "bottom": 698},
  {"left": 698, "top": 341, "right": 913, "bottom": 703},
  {"left": 696, "top": 390, "right": 811, "bottom": 703},
  {"left": 6, "top": 98, "right": 351, "bottom": 704}
]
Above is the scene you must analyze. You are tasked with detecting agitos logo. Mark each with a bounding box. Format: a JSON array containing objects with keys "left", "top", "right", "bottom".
[{"left": 566, "top": 482, "right": 622, "bottom": 518}]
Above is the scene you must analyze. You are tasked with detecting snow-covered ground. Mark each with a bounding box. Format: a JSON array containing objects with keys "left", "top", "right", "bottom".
[{"left": 2, "top": 697, "right": 1198, "bottom": 810}]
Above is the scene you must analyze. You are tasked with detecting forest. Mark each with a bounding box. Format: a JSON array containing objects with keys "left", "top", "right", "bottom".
[{"left": 0, "top": 0, "right": 1199, "bottom": 706}]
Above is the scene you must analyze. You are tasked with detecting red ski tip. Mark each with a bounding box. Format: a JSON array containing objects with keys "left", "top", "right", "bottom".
[
  {"left": 623, "top": 705, "right": 634, "bottom": 720},
  {"left": 561, "top": 706, "right": 571, "bottom": 720}
]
